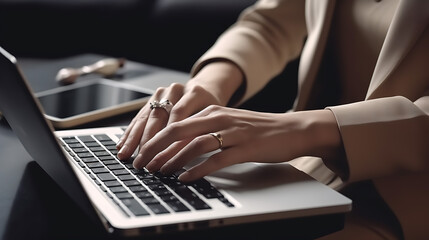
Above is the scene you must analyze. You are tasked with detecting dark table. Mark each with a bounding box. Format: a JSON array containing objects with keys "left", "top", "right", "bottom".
[{"left": 0, "top": 55, "right": 345, "bottom": 240}]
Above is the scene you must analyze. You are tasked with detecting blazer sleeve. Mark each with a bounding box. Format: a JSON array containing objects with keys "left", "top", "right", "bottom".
[
  {"left": 327, "top": 95, "right": 429, "bottom": 182},
  {"left": 191, "top": 0, "right": 307, "bottom": 105}
]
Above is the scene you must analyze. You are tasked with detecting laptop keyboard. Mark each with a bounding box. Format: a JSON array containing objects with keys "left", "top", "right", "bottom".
[{"left": 59, "top": 133, "right": 234, "bottom": 217}]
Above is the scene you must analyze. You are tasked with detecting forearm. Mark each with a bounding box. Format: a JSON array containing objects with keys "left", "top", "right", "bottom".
[{"left": 191, "top": 0, "right": 306, "bottom": 106}]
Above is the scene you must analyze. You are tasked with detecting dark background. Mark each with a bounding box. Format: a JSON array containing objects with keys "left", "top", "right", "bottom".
[{"left": 0, "top": 0, "right": 298, "bottom": 113}]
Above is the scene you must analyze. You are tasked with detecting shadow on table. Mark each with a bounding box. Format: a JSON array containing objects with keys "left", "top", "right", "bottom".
[{"left": 3, "top": 161, "right": 343, "bottom": 240}]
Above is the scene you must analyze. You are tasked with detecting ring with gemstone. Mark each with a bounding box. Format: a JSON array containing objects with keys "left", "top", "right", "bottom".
[{"left": 150, "top": 99, "right": 173, "bottom": 114}]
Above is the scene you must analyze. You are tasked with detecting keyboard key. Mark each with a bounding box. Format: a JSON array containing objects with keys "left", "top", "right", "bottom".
[
  {"left": 97, "top": 173, "right": 116, "bottom": 181},
  {"left": 87, "top": 162, "right": 104, "bottom": 168},
  {"left": 105, "top": 145, "right": 117, "bottom": 151},
  {"left": 81, "top": 157, "right": 98, "bottom": 163},
  {"left": 100, "top": 140, "right": 116, "bottom": 146},
  {"left": 158, "top": 175, "right": 177, "bottom": 184},
  {"left": 124, "top": 163, "right": 134, "bottom": 169},
  {"left": 99, "top": 156, "right": 115, "bottom": 161},
  {"left": 147, "top": 203, "right": 169, "bottom": 215},
  {"left": 147, "top": 184, "right": 167, "bottom": 191},
  {"left": 89, "top": 146, "right": 105, "bottom": 152},
  {"left": 135, "top": 173, "right": 157, "bottom": 180},
  {"left": 153, "top": 189, "right": 173, "bottom": 196},
  {"left": 140, "top": 197, "right": 160, "bottom": 205},
  {"left": 78, "top": 135, "right": 95, "bottom": 142},
  {"left": 107, "top": 164, "right": 125, "bottom": 170},
  {"left": 123, "top": 180, "right": 141, "bottom": 186},
  {"left": 166, "top": 200, "right": 190, "bottom": 212},
  {"left": 135, "top": 191, "right": 153, "bottom": 199},
  {"left": 62, "top": 137, "right": 79, "bottom": 144},
  {"left": 202, "top": 191, "right": 224, "bottom": 199},
  {"left": 68, "top": 143, "right": 83, "bottom": 148},
  {"left": 92, "top": 167, "right": 109, "bottom": 174},
  {"left": 72, "top": 148, "right": 88, "bottom": 153},
  {"left": 129, "top": 186, "right": 147, "bottom": 192},
  {"left": 172, "top": 186, "right": 198, "bottom": 201},
  {"left": 77, "top": 152, "right": 94, "bottom": 158},
  {"left": 109, "top": 186, "right": 128, "bottom": 193},
  {"left": 121, "top": 199, "right": 150, "bottom": 216},
  {"left": 102, "top": 159, "right": 119, "bottom": 165},
  {"left": 118, "top": 175, "right": 136, "bottom": 181},
  {"left": 95, "top": 151, "right": 111, "bottom": 157},
  {"left": 187, "top": 199, "right": 211, "bottom": 210},
  {"left": 115, "top": 192, "right": 134, "bottom": 199},
  {"left": 104, "top": 180, "right": 122, "bottom": 187},
  {"left": 94, "top": 134, "right": 111, "bottom": 142},
  {"left": 142, "top": 179, "right": 162, "bottom": 185},
  {"left": 160, "top": 194, "right": 178, "bottom": 202},
  {"left": 85, "top": 142, "right": 101, "bottom": 147},
  {"left": 112, "top": 169, "right": 129, "bottom": 176},
  {"left": 219, "top": 197, "right": 235, "bottom": 207}
]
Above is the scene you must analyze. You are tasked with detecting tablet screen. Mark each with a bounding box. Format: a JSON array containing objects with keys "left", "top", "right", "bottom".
[{"left": 38, "top": 82, "right": 150, "bottom": 119}]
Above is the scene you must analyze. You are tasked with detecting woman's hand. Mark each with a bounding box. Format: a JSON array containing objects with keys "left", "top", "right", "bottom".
[
  {"left": 132, "top": 106, "right": 342, "bottom": 182},
  {"left": 116, "top": 61, "right": 244, "bottom": 162}
]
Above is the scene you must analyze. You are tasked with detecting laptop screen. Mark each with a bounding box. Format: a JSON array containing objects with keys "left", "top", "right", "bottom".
[{"left": 0, "top": 47, "right": 101, "bottom": 226}]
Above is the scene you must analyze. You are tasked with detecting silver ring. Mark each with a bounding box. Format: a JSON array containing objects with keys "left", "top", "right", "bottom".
[
  {"left": 150, "top": 99, "right": 173, "bottom": 114},
  {"left": 209, "top": 132, "right": 223, "bottom": 149},
  {"left": 160, "top": 98, "right": 173, "bottom": 113}
]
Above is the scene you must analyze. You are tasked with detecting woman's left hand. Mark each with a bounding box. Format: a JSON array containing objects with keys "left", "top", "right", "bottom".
[{"left": 133, "top": 105, "right": 341, "bottom": 182}]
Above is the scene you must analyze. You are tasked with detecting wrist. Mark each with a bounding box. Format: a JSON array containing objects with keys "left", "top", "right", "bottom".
[
  {"left": 305, "top": 110, "right": 349, "bottom": 179},
  {"left": 190, "top": 60, "right": 244, "bottom": 106}
]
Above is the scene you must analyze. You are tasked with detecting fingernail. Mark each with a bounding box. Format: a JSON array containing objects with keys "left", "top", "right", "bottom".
[
  {"left": 117, "top": 145, "right": 128, "bottom": 160},
  {"left": 116, "top": 139, "right": 123, "bottom": 149},
  {"left": 146, "top": 161, "right": 157, "bottom": 172},
  {"left": 178, "top": 171, "right": 190, "bottom": 182},
  {"left": 132, "top": 153, "right": 143, "bottom": 169},
  {"left": 159, "top": 164, "right": 171, "bottom": 175}
]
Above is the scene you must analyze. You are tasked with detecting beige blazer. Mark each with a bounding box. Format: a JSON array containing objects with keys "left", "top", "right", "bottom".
[{"left": 192, "top": 0, "right": 429, "bottom": 239}]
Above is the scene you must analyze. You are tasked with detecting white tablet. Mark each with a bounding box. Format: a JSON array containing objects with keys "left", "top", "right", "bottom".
[{"left": 35, "top": 79, "right": 153, "bottom": 128}]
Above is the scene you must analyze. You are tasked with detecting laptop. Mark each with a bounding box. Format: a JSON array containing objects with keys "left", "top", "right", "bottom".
[{"left": 0, "top": 46, "right": 352, "bottom": 237}]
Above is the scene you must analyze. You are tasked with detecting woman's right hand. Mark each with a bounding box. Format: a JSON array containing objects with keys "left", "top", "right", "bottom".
[{"left": 116, "top": 61, "right": 244, "bottom": 164}]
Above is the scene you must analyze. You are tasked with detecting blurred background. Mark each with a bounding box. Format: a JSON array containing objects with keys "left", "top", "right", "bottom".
[{"left": 0, "top": 0, "right": 298, "bottom": 112}]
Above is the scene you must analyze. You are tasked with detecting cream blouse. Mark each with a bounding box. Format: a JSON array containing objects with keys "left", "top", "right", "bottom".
[{"left": 330, "top": 0, "right": 399, "bottom": 105}]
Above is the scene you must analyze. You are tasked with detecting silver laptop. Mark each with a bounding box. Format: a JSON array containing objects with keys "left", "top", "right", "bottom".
[{"left": 0, "top": 46, "right": 351, "bottom": 237}]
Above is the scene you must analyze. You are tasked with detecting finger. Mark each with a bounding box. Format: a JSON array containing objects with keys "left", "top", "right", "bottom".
[
  {"left": 168, "top": 85, "right": 219, "bottom": 124},
  {"left": 178, "top": 146, "right": 247, "bottom": 182},
  {"left": 159, "top": 133, "right": 222, "bottom": 175},
  {"left": 145, "top": 138, "right": 191, "bottom": 172},
  {"left": 140, "top": 83, "right": 184, "bottom": 146},
  {"left": 117, "top": 89, "right": 166, "bottom": 160},
  {"left": 139, "top": 105, "right": 170, "bottom": 145},
  {"left": 133, "top": 113, "right": 226, "bottom": 169},
  {"left": 116, "top": 107, "right": 151, "bottom": 160},
  {"left": 116, "top": 107, "right": 142, "bottom": 149}
]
